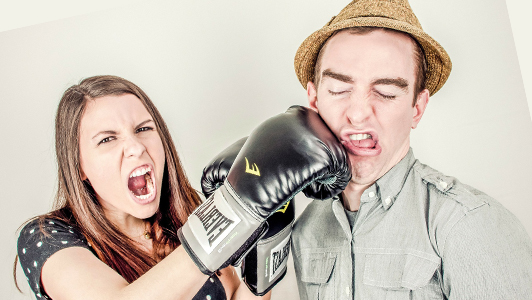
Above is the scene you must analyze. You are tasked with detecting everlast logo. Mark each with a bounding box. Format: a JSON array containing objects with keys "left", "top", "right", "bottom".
[
  {"left": 271, "top": 239, "right": 290, "bottom": 277},
  {"left": 195, "top": 198, "right": 235, "bottom": 246}
]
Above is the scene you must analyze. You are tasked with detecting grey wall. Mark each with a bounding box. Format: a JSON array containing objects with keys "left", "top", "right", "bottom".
[{"left": 2, "top": 0, "right": 530, "bottom": 299}]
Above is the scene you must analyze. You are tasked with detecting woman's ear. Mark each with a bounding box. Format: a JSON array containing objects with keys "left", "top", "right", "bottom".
[{"left": 80, "top": 169, "right": 87, "bottom": 181}]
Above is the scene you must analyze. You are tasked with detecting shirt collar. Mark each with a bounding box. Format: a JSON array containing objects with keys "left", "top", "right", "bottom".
[
  {"left": 331, "top": 196, "right": 353, "bottom": 238},
  {"left": 370, "top": 148, "right": 417, "bottom": 210}
]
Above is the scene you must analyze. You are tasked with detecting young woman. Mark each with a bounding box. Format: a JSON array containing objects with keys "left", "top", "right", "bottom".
[{"left": 15, "top": 75, "right": 269, "bottom": 300}]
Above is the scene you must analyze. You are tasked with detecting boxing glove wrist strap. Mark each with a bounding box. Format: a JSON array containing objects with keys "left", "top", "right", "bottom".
[{"left": 178, "top": 185, "right": 266, "bottom": 274}]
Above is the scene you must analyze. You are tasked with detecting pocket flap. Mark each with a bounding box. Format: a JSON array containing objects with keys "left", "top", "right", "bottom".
[
  {"left": 363, "top": 251, "right": 440, "bottom": 290},
  {"left": 299, "top": 249, "right": 338, "bottom": 284}
]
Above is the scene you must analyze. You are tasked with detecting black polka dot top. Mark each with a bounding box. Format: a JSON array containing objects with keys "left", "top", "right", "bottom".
[{"left": 17, "top": 218, "right": 227, "bottom": 300}]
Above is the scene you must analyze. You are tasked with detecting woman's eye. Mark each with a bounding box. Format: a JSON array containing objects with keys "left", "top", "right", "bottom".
[
  {"left": 136, "top": 126, "right": 153, "bottom": 133},
  {"left": 97, "top": 136, "right": 115, "bottom": 145}
]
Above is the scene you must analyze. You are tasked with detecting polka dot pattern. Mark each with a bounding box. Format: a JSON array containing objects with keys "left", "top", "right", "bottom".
[
  {"left": 17, "top": 218, "right": 227, "bottom": 300},
  {"left": 192, "top": 275, "right": 226, "bottom": 300},
  {"left": 17, "top": 218, "right": 90, "bottom": 299}
]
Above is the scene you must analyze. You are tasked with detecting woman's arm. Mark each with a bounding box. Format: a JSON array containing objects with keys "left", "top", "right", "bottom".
[
  {"left": 217, "top": 266, "right": 272, "bottom": 300},
  {"left": 42, "top": 245, "right": 208, "bottom": 300}
]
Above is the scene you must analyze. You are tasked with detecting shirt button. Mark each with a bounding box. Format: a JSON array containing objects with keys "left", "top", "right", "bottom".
[
  {"left": 439, "top": 181, "right": 448, "bottom": 189},
  {"left": 345, "top": 286, "right": 349, "bottom": 295},
  {"left": 368, "top": 192, "right": 375, "bottom": 198},
  {"left": 384, "top": 197, "right": 392, "bottom": 205}
]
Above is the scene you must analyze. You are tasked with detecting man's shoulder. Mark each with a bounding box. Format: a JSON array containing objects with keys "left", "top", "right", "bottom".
[{"left": 412, "top": 160, "right": 493, "bottom": 211}]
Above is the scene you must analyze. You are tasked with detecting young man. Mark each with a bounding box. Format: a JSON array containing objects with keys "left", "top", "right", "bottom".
[{"left": 291, "top": 0, "right": 532, "bottom": 299}]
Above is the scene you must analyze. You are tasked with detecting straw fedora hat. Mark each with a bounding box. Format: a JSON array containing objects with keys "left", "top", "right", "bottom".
[{"left": 294, "top": 0, "right": 452, "bottom": 96}]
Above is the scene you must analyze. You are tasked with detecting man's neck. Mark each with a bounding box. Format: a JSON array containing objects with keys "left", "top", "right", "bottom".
[
  {"left": 342, "top": 181, "right": 372, "bottom": 211},
  {"left": 342, "top": 148, "right": 413, "bottom": 211}
]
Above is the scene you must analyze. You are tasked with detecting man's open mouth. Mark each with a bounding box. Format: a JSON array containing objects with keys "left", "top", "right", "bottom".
[
  {"left": 128, "top": 165, "right": 155, "bottom": 200},
  {"left": 349, "top": 133, "right": 377, "bottom": 148}
]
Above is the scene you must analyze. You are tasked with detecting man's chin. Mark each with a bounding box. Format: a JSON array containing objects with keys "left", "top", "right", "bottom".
[{"left": 347, "top": 153, "right": 388, "bottom": 183}]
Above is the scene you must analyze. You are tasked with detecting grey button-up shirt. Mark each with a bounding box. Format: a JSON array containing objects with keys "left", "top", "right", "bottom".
[{"left": 292, "top": 149, "right": 532, "bottom": 300}]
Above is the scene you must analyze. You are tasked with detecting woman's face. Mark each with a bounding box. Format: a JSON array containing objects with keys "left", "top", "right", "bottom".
[{"left": 78, "top": 93, "right": 166, "bottom": 225}]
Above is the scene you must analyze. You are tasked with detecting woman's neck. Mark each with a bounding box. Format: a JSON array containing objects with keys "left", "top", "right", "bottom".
[{"left": 103, "top": 209, "right": 148, "bottom": 239}]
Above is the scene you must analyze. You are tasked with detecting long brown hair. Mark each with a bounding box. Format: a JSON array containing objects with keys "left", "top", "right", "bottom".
[{"left": 15, "top": 75, "right": 201, "bottom": 285}]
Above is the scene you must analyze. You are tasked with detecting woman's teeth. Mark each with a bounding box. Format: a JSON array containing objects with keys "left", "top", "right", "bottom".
[
  {"left": 135, "top": 177, "right": 154, "bottom": 200},
  {"left": 129, "top": 166, "right": 155, "bottom": 200},
  {"left": 350, "top": 133, "right": 372, "bottom": 141},
  {"left": 129, "top": 166, "right": 152, "bottom": 178}
]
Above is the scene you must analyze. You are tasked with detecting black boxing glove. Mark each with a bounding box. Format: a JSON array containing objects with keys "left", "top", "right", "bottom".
[
  {"left": 201, "top": 137, "right": 295, "bottom": 295},
  {"left": 242, "top": 200, "right": 294, "bottom": 295},
  {"left": 177, "top": 105, "right": 351, "bottom": 275},
  {"left": 201, "top": 137, "right": 247, "bottom": 199}
]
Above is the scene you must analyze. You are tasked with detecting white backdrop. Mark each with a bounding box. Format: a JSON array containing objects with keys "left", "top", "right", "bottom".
[{"left": 1, "top": 0, "right": 531, "bottom": 299}]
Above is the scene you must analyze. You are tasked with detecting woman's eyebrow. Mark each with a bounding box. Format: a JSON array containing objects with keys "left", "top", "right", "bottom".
[
  {"left": 92, "top": 130, "right": 117, "bottom": 140},
  {"left": 91, "top": 120, "right": 154, "bottom": 140},
  {"left": 135, "top": 119, "right": 154, "bottom": 129}
]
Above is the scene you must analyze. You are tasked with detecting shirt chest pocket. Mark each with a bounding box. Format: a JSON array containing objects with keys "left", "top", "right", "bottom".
[
  {"left": 362, "top": 252, "right": 443, "bottom": 300},
  {"left": 299, "top": 250, "right": 339, "bottom": 300}
]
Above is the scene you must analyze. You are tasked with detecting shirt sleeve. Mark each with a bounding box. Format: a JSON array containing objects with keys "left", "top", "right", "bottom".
[
  {"left": 17, "top": 218, "right": 91, "bottom": 299},
  {"left": 192, "top": 274, "right": 227, "bottom": 300},
  {"left": 441, "top": 202, "right": 532, "bottom": 299}
]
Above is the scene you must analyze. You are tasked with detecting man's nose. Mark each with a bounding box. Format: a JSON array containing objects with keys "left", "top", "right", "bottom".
[
  {"left": 124, "top": 136, "right": 146, "bottom": 158},
  {"left": 346, "top": 93, "right": 373, "bottom": 125}
]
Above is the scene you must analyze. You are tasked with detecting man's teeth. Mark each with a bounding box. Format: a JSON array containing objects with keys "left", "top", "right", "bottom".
[
  {"left": 350, "top": 133, "right": 372, "bottom": 141},
  {"left": 130, "top": 166, "right": 152, "bottom": 178}
]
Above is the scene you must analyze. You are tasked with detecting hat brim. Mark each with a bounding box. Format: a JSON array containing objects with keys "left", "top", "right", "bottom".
[{"left": 294, "top": 17, "right": 452, "bottom": 96}]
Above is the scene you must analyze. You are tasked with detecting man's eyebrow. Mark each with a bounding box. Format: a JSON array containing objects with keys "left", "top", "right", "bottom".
[
  {"left": 373, "top": 78, "right": 409, "bottom": 92},
  {"left": 321, "top": 69, "right": 354, "bottom": 84}
]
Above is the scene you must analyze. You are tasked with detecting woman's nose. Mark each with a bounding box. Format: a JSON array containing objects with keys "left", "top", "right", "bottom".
[{"left": 124, "top": 136, "right": 146, "bottom": 158}]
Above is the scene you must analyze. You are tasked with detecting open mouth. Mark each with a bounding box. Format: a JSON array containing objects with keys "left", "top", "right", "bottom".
[
  {"left": 342, "top": 132, "right": 382, "bottom": 156},
  {"left": 349, "top": 133, "right": 377, "bottom": 148},
  {"left": 128, "top": 165, "right": 155, "bottom": 201}
]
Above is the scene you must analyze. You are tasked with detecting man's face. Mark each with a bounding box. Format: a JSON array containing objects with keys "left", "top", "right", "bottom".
[{"left": 308, "top": 29, "right": 429, "bottom": 187}]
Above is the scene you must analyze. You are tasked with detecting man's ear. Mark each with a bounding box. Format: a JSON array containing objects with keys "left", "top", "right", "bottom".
[
  {"left": 307, "top": 81, "right": 319, "bottom": 113},
  {"left": 412, "top": 88, "right": 430, "bottom": 129}
]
